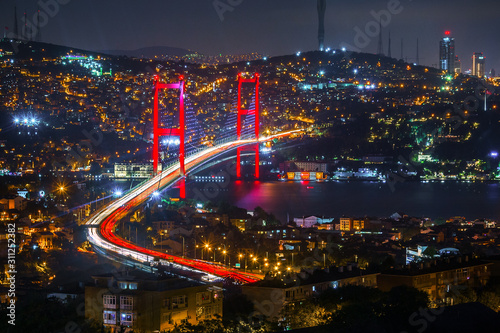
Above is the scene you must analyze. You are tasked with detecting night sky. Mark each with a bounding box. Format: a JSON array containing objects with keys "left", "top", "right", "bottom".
[{"left": 1, "top": 0, "right": 499, "bottom": 71}]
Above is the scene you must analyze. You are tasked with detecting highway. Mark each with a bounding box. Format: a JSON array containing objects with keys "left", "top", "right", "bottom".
[{"left": 86, "top": 130, "right": 303, "bottom": 283}]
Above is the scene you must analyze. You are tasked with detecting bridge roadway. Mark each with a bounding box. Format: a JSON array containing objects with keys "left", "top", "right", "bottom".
[{"left": 86, "top": 130, "right": 303, "bottom": 284}]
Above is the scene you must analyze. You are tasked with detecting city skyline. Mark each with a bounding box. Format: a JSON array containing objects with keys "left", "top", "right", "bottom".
[
  {"left": 1, "top": 0, "right": 499, "bottom": 71},
  {"left": 3, "top": 2, "right": 500, "bottom": 332}
]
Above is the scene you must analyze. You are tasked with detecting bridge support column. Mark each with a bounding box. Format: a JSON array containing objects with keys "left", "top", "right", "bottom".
[{"left": 237, "top": 145, "right": 259, "bottom": 179}]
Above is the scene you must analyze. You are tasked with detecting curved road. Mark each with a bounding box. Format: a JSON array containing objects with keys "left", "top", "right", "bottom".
[{"left": 86, "top": 130, "right": 303, "bottom": 283}]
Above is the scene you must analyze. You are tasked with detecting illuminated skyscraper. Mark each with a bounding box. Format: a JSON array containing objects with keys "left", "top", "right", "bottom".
[
  {"left": 317, "top": 0, "right": 326, "bottom": 51},
  {"left": 439, "top": 31, "right": 455, "bottom": 72},
  {"left": 472, "top": 52, "right": 485, "bottom": 78}
]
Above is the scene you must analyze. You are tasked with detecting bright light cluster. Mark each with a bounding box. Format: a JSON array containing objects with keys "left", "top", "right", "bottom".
[
  {"left": 14, "top": 115, "right": 39, "bottom": 126},
  {"left": 162, "top": 138, "right": 181, "bottom": 145}
]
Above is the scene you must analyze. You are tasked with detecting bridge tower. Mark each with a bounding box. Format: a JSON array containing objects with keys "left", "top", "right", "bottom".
[
  {"left": 153, "top": 75, "right": 185, "bottom": 198},
  {"left": 236, "top": 73, "right": 260, "bottom": 179}
]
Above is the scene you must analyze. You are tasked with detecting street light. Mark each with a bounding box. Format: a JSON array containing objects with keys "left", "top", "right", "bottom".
[
  {"left": 56, "top": 184, "right": 67, "bottom": 203},
  {"left": 203, "top": 243, "right": 209, "bottom": 261}
]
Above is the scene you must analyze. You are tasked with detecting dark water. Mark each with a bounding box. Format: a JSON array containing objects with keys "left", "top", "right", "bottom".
[{"left": 186, "top": 180, "right": 500, "bottom": 222}]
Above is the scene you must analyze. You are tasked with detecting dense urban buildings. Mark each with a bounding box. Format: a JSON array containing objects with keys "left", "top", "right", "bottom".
[{"left": 1, "top": 1, "right": 500, "bottom": 332}]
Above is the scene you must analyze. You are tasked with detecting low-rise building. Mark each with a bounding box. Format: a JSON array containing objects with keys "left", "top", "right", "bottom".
[
  {"left": 114, "top": 163, "right": 153, "bottom": 179},
  {"left": 294, "top": 215, "right": 334, "bottom": 228},
  {"left": 242, "top": 266, "right": 379, "bottom": 319},
  {"left": 340, "top": 217, "right": 369, "bottom": 231},
  {"left": 0, "top": 195, "right": 27, "bottom": 211},
  {"left": 85, "top": 270, "right": 223, "bottom": 332},
  {"left": 378, "top": 257, "right": 492, "bottom": 305}
]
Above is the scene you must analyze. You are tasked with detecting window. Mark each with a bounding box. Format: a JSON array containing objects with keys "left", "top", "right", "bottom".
[
  {"left": 196, "top": 291, "right": 211, "bottom": 305},
  {"left": 163, "top": 298, "right": 171, "bottom": 309},
  {"left": 172, "top": 295, "right": 187, "bottom": 309},
  {"left": 103, "top": 295, "right": 116, "bottom": 309},
  {"left": 129, "top": 283, "right": 138, "bottom": 290},
  {"left": 119, "top": 282, "right": 128, "bottom": 290},
  {"left": 196, "top": 304, "right": 221, "bottom": 320},
  {"left": 120, "top": 312, "right": 134, "bottom": 326},
  {"left": 120, "top": 296, "right": 134, "bottom": 310},
  {"left": 103, "top": 310, "right": 116, "bottom": 325}
]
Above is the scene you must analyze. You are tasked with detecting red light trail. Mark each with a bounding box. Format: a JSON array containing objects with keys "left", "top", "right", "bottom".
[{"left": 86, "top": 131, "right": 306, "bottom": 284}]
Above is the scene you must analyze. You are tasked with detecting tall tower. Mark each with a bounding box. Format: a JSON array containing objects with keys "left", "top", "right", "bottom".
[
  {"left": 439, "top": 31, "right": 455, "bottom": 72},
  {"left": 377, "top": 21, "right": 383, "bottom": 56},
  {"left": 13, "top": 6, "right": 19, "bottom": 38},
  {"left": 416, "top": 38, "right": 419, "bottom": 65},
  {"left": 387, "top": 31, "right": 392, "bottom": 58},
  {"left": 472, "top": 52, "right": 485, "bottom": 78},
  {"left": 317, "top": 0, "right": 326, "bottom": 51},
  {"left": 400, "top": 38, "right": 404, "bottom": 60},
  {"left": 36, "top": 7, "right": 42, "bottom": 42}
]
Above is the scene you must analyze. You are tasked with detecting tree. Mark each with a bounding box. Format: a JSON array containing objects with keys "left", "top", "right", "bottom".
[
  {"left": 478, "top": 291, "right": 500, "bottom": 312},
  {"left": 382, "top": 285, "right": 430, "bottom": 325},
  {"left": 279, "top": 300, "right": 329, "bottom": 330}
]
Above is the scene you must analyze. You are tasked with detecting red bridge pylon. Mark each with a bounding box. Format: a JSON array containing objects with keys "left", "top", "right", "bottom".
[
  {"left": 153, "top": 75, "right": 185, "bottom": 198},
  {"left": 236, "top": 73, "right": 260, "bottom": 179}
]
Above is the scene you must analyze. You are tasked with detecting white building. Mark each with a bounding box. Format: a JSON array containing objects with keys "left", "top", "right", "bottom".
[{"left": 294, "top": 215, "right": 334, "bottom": 228}]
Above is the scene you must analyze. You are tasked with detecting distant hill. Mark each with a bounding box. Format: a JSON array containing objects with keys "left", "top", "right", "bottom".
[
  {"left": 0, "top": 38, "right": 110, "bottom": 59},
  {"left": 101, "top": 46, "right": 192, "bottom": 58},
  {"left": 0, "top": 39, "right": 192, "bottom": 60}
]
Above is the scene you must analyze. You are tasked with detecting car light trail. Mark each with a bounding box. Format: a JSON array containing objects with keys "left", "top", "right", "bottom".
[{"left": 86, "top": 130, "right": 303, "bottom": 284}]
